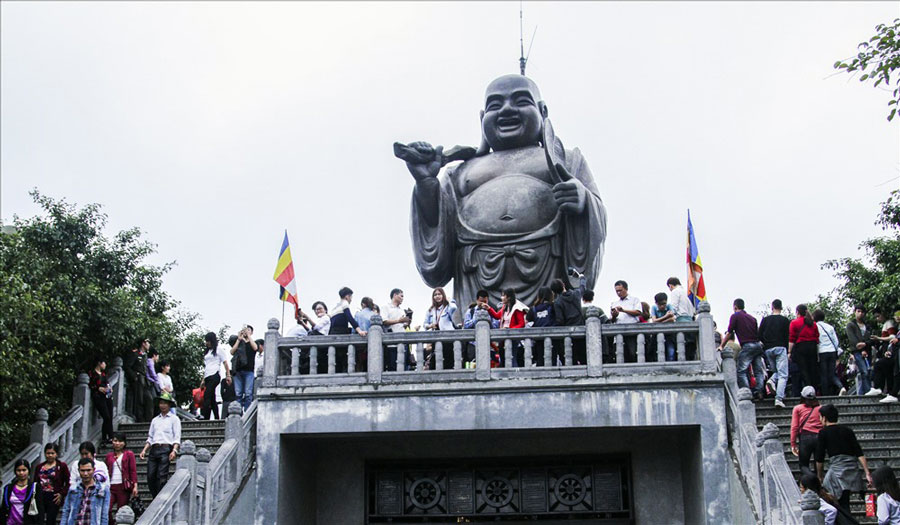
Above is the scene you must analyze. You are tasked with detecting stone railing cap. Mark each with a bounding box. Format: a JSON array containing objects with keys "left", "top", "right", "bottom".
[
  {"left": 474, "top": 308, "right": 491, "bottom": 322},
  {"left": 115, "top": 505, "right": 135, "bottom": 524},
  {"left": 697, "top": 301, "right": 711, "bottom": 314},
  {"left": 228, "top": 401, "right": 243, "bottom": 416},
  {"left": 112, "top": 356, "right": 124, "bottom": 368},
  {"left": 268, "top": 318, "right": 280, "bottom": 330},
  {"left": 35, "top": 408, "right": 49, "bottom": 422},
  {"left": 180, "top": 440, "right": 196, "bottom": 455},
  {"left": 370, "top": 314, "right": 383, "bottom": 326},
  {"left": 755, "top": 422, "right": 780, "bottom": 447},
  {"left": 720, "top": 347, "right": 734, "bottom": 359},
  {"left": 737, "top": 388, "right": 753, "bottom": 402},
  {"left": 76, "top": 373, "right": 90, "bottom": 385},
  {"left": 799, "top": 488, "right": 821, "bottom": 511},
  {"left": 585, "top": 306, "right": 602, "bottom": 318},
  {"left": 196, "top": 448, "right": 212, "bottom": 462}
]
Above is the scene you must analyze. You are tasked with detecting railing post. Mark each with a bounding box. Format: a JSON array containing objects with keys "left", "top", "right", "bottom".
[
  {"left": 30, "top": 408, "right": 49, "bottom": 448},
  {"left": 72, "top": 373, "right": 91, "bottom": 445},
  {"left": 696, "top": 301, "right": 716, "bottom": 365},
  {"left": 721, "top": 347, "right": 739, "bottom": 398},
  {"left": 474, "top": 309, "right": 491, "bottom": 380},
  {"left": 263, "top": 318, "right": 280, "bottom": 387},
  {"left": 225, "top": 402, "right": 244, "bottom": 459},
  {"left": 737, "top": 387, "right": 758, "bottom": 430},
  {"left": 585, "top": 307, "right": 603, "bottom": 377},
  {"left": 196, "top": 448, "right": 212, "bottom": 525},
  {"left": 115, "top": 506, "right": 135, "bottom": 525},
  {"left": 177, "top": 440, "right": 198, "bottom": 524},
  {"left": 799, "top": 489, "right": 825, "bottom": 525},
  {"left": 755, "top": 422, "right": 780, "bottom": 523},
  {"left": 367, "top": 315, "right": 384, "bottom": 383},
  {"left": 111, "top": 357, "right": 125, "bottom": 420}
]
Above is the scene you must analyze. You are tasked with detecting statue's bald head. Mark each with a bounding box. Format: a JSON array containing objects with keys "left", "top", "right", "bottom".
[
  {"left": 484, "top": 75, "right": 543, "bottom": 105},
  {"left": 481, "top": 75, "right": 546, "bottom": 151}
]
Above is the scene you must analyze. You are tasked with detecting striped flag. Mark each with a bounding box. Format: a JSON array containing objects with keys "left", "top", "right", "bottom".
[
  {"left": 686, "top": 210, "right": 706, "bottom": 306},
  {"left": 273, "top": 230, "right": 299, "bottom": 315}
]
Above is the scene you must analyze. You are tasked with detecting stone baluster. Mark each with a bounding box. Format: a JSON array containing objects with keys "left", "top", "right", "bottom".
[
  {"left": 544, "top": 337, "right": 552, "bottom": 367},
  {"left": 290, "top": 348, "right": 299, "bottom": 376},
  {"left": 435, "top": 342, "right": 444, "bottom": 371},
  {"left": 415, "top": 344, "right": 425, "bottom": 372},
  {"left": 176, "top": 440, "right": 198, "bottom": 524},
  {"left": 737, "top": 388, "right": 758, "bottom": 431},
  {"left": 676, "top": 332, "right": 687, "bottom": 361},
  {"left": 309, "top": 346, "right": 319, "bottom": 375},
  {"left": 474, "top": 309, "right": 491, "bottom": 380},
  {"left": 347, "top": 344, "right": 356, "bottom": 373},
  {"left": 396, "top": 344, "right": 406, "bottom": 372},
  {"left": 656, "top": 333, "right": 665, "bottom": 362},
  {"left": 721, "top": 347, "right": 739, "bottom": 398},
  {"left": 755, "top": 422, "right": 783, "bottom": 522},
  {"left": 504, "top": 339, "right": 513, "bottom": 368},
  {"left": 225, "top": 402, "right": 244, "bottom": 459},
  {"left": 563, "top": 337, "right": 573, "bottom": 366},
  {"left": 262, "top": 318, "right": 280, "bottom": 387},
  {"left": 30, "top": 408, "right": 49, "bottom": 449},
  {"left": 367, "top": 315, "right": 384, "bottom": 383},
  {"left": 585, "top": 307, "right": 603, "bottom": 377},
  {"left": 111, "top": 356, "right": 125, "bottom": 421},
  {"left": 196, "top": 448, "right": 212, "bottom": 524},
  {"left": 799, "top": 489, "right": 825, "bottom": 525},
  {"left": 327, "top": 347, "right": 336, "bottom": 375},
  {"left": 615, "top": 335, "right": 625, "bottom": 364},
  {"left": 523, "top": 339, "right": 533, "bottom": 367},
  {"left": 115, "top": 506, "right": 135, "bottom": 525},
  {"left": 696, "top": 301, "right": 716, "bottom": 365},
  {"left": 453, "top": 341, "right": 463, "bottom": 370},
  {"left": 636, "top": 334, "right": 646, "bottom": 363},
  {"left": 72, "top": 373, "right": 91, "bottom": 445}
]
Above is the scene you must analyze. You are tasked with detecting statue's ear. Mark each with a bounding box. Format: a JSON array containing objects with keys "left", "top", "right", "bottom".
[
  {"left": 476, "top": 110, "right": 490, "bottom": 156},
  {"left": 539, "top": 101, "right": 549, "bottom": 119}
]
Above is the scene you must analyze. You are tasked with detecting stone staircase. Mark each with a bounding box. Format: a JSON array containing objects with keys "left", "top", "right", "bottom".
[
  {"left": 97, "top": 419, "right": 226, "bottom": 511},
  {"left": 755, "top": 395, "right": 900, "bottom": 523}
]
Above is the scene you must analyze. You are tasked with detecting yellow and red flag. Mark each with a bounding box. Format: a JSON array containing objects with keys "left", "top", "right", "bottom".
[
  {"left": 273, "top": 230, "right": 299, "bottom": 315},
  {"left": 686, "top": 210, "right": 706, "bottom": 306}
]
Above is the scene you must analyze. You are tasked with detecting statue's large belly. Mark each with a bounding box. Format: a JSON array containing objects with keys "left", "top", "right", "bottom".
[{"left": 459, "top": 175, "right": 557, "bottom": 235}]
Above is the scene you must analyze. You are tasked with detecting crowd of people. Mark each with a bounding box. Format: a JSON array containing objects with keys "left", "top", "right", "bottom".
[
  {"left": 283, "top": 274, "right": 702, "bottom": 371},
  {"left": 720, "top": 299, "right": 900, "bottom": 408}
]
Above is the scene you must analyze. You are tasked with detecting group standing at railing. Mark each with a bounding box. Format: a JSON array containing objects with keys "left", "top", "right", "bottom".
[
  {"left": 281, "top": 273, "right": 706, "bottom": 374},
  {"left": 719, "top": 298, "right": 900, "bottom": 409}
]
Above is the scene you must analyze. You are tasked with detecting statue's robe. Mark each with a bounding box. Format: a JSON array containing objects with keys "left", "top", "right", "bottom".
[{"left": 410, "top": 146, "right": 607, "bottom": 308}]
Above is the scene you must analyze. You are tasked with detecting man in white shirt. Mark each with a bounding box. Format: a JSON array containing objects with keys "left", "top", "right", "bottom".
[
  {"left": 68, "top": 441, "right": 110, "bottom": 488},
  {"left": 382, "top": 288, "right": 411, "bottom": 371},
  {"left": 666, "top": 277, "right": 695, "bottom": 322},
  {"left": 139, "top": 392, "right": 182, "bottom": 497},
  {"left": 610, "top": 280, "right": 643, "bottom": 362}
]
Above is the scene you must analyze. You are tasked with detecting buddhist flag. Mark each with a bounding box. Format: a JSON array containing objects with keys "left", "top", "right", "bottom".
[
  {"left": 686, "top": 210, "right": 706, "bottom": 306},
  {"left": 273, "top": 230, "right": 299, "bottom": 315}
]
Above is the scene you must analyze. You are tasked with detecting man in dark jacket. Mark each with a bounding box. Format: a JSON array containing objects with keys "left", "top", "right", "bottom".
[
  {"left": 759, "top": 299, "right": 791, "bottom": 407},
  {"left": 551, "top": 268, "right": 587, "bottom": 364},
  {"left": 123, "top": 338, "right": 151, "bottom": 422},
  {"left": 846, "top": 306, "right": 874, "bottom": 395}
]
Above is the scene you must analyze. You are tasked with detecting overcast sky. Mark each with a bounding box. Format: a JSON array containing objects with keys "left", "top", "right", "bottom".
[{"left": 2, "top": 2, "right": 898, "bottom": 340}]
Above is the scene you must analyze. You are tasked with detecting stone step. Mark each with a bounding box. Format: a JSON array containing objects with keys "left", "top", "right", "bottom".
[
  {"left": 755, "top": 403, "right": 900, "bottom": 416},
  {"left": 755, "top": 414, "right": 900, "bottom": 426},
  {"left": 777, "top": 437, "right": 900, "bottom": 451}
]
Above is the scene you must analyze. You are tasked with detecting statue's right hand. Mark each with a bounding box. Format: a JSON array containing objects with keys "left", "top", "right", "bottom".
[{"left": 399, "top": 142, "right": 443, "bottom": 182}]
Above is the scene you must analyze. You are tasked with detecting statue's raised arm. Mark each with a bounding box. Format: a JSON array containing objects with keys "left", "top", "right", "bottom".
[{"left": 394, "top": 74, "right": 607, "bottom": 309}]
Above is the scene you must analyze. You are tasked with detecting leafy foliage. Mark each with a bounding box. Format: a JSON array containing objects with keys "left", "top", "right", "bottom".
[
  {"left": 814, "top": 190, "right": 900, "bottom": 341},
  {"left": 0, "top": 191, "right": 204, "bottom": 464},
  {"left": 834, "top": 18, "right": 900, "bottom": 121}
]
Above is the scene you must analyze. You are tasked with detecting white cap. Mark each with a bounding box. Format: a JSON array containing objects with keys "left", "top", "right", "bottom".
[{"left": 801, "top": 386, "right": 816, "bottom": 399}]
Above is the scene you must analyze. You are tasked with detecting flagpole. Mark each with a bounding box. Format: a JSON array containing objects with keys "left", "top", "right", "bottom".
[{"left": 281, "top": 300, "right": 285, "bottom": 336}]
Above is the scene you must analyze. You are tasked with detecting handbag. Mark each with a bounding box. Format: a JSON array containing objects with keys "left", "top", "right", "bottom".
[
  {"left": 129, "top": 495, "right": 146, "bottom": 517},
  {"left": 27, "top": 483, "right": 39, "bottom": 516}
]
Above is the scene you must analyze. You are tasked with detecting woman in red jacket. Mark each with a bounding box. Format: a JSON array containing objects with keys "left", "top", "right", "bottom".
[
  {"left": 488, "top": 288, "right": 528, "bottom": 367},
  {"left": 32, "top": 444, "right": 68, "bottom": 525},
  {"left": 790, "top": 304, "right": 821, "bottom": 396},
  {"left": 104, "top": 432, "right": 138, "bottom": 524}
]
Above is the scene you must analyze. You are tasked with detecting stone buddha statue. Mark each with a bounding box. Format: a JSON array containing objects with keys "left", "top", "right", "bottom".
[{"left": 396, "top": 74, "right": 607, "bottom": 308}]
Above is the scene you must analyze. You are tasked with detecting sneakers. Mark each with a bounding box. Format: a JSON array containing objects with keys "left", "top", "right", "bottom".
[
  {"left": 838, "top": 387, "right": 847, "bottom": 396},
  {"left": 864, "top": 388, "right": 883, "bottom": 396},
  {"left": 766, "top": 378, "right": 776, "bottom": 394},
  {"left": 774, "top": 399, "right": 786, "bottom": 408},
  {"left": 880, "top": 395, "right": 899, "bottom": 403}
]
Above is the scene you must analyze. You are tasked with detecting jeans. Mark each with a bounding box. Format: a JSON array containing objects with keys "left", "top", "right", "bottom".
[
  {"left": 147, "top": 445, "right": 172, "bottom": 497},
  {"left": 764, "top": 346, "right": 788, "bottom": 400},
  {"left": 853, "top": 351, "right": 872, "bottom": 394},
  {"left": 233, "top": 370, "right": 254, "bottom": 412},
  {"left": 819, "top": 352, "right": 843, "bottom": 396},
  {"left": 736, "top": 342, "right": 766, "bottom": 395}
]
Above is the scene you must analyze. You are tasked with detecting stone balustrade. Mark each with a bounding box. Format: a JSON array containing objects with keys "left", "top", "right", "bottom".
[{"left": 264, "top": 303, "right": 717, "bottom": 388}]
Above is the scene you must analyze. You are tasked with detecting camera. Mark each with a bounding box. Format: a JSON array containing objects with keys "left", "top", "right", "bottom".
[
  {"left": 404, "top": 308, "right": 414, "bottom": 322},
  {"left": 567, "top": 266, "right": 583, "bottom": 278}
]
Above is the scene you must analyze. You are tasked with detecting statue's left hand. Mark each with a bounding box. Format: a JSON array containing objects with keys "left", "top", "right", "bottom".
[{"left": 552, "top": 163, "right": 586, "bottom": 215}]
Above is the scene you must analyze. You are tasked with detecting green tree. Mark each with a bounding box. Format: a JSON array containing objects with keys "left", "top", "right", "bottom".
[
  {"left": 813, "top": 189, "right": 900, "bottom": 341},
  {"left": 834, "top": 18, "right": 900, "bottom": 121},
  {"left": 0, "top": 191, "right": 204, "bottom": 464}
]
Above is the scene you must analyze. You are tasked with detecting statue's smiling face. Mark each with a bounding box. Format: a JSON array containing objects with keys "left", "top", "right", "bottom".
[{"left": 482, "top": 75, "right": 544, "bottom": 151}]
